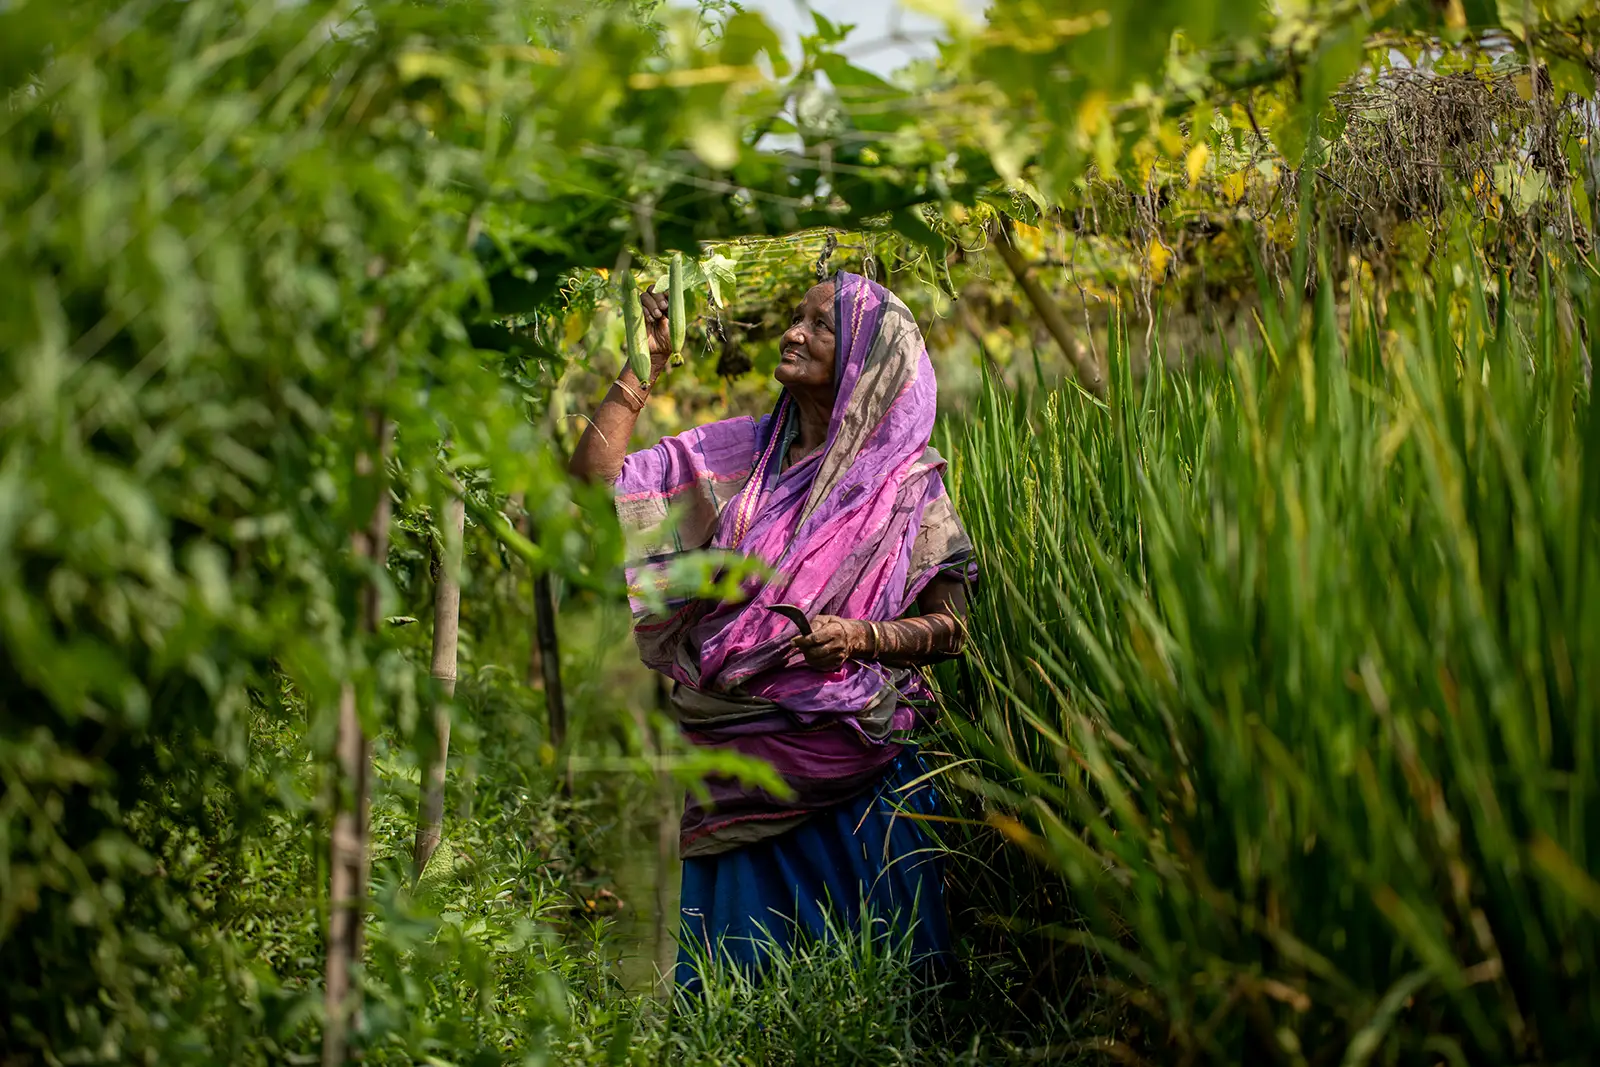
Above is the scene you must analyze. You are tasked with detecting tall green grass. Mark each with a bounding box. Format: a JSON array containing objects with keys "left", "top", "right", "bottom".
[
  {"left": 668, "top": 908, "right": 932, "bottom": 1065},
  {"left": 943, "top": 250, "right": 1600, "bottom": 1064}
]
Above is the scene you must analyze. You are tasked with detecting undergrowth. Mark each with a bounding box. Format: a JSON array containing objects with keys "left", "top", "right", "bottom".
[{"left": 119, "top": 659, "right": 1091, "bottom": 1066}]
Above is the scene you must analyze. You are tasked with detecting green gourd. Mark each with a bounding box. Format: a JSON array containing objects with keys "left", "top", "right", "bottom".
[
  {"left": 668, "top": 252, "right": 687, "bottom": 364},
  {"left": 620, "top": 269, "right": 650, "bottom": 382}
]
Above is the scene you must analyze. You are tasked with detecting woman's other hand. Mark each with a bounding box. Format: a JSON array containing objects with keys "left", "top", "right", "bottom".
[
  {"left": 792, "top": 615, "right": 865, "bottom": 671},
  {"left": 640, "top": 286, "right": 673, "bottom": 381}
]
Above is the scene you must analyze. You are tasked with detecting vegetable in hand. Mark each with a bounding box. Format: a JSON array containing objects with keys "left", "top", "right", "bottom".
[
  {"left": 668, "top": 252, "right": 687, "bottom": 365},
  {"left": 620, "top": 269, "right": 651, "bottom": 382}
]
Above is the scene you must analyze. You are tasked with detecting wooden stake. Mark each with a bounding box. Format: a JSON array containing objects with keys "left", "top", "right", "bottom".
[
  {"left": 533, "top": 570, "right": 566, "bottom": 749},
  {"left": 510, "top": 493, "right": 565, "bottom": 772},
  {"left": 510, "top": 495, "right": 545, "bottom": 692},
  {"left": 652, "top": 673, "right": 678, "bottom": 996},
  {"left": 324, "top": 414, "right": 392, "bottom": 1067},
  {"left": 527, "top": 623, "right": 545, "bottom": 690},
  {"left": 413, "top": 489, "right": 465, "bottom": 878},
  {"left": 987, "top": 215, "right": 1108, "bottom": 397}
]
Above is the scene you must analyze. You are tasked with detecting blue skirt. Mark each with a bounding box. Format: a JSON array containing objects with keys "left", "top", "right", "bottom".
[{"left": 674, "top": 747, "right": 952, "bottom": 989}]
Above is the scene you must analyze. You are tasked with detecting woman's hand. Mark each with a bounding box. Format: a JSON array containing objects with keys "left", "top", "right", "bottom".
[
  {"left": 566, "top": 283, "right": 678, "bottom": 483},
  {"left": 567, "top": 284, "right": 674, "bottom": 483},
  {"left": 640, "top": 286, "right": 674, "bottom": 382},
  {"left": 792, "top": 615, "right": 865, "bottom": 671}
]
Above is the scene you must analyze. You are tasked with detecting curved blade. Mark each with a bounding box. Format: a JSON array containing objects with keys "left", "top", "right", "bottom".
[{"left": 766, "top": 603, "right": 812, "bottom": 636}]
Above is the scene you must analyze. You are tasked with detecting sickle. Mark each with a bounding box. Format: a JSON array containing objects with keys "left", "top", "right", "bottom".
[{"left": 766, "top": 603, "right": 812, "bottom": 636}]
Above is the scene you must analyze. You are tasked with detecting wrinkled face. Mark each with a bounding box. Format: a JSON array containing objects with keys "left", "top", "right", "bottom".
[{"left": 773, "top": 282, "right": 837, "bottom": 393}]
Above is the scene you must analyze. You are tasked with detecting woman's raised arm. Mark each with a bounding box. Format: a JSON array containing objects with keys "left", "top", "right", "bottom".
[{"left": 567, "top": 287, "right": 674, "bottom": 485}]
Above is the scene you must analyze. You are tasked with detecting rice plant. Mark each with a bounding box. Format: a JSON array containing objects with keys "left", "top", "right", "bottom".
[
  {"left": 666, "top": 904, "right": 936, "bottom": 1066},
  {"left": 942, "top": 244, "right": 1600, "bottom": 1064}
]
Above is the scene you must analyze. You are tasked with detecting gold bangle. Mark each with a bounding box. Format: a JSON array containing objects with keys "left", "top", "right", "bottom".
[{"left": 867, "top": 621, "right": 880, "bottom": 659}]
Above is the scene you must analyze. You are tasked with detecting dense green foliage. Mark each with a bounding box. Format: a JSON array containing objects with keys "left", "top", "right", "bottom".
[
  {"left": 5, "top": 0, "right": 1600, "bottom": 1062},
  {"left": 945, "top": 241, "right": 1600, "bottom": 1061},
  {"left": 0, "top": 0, "right": 641, "bottom": 1058}
]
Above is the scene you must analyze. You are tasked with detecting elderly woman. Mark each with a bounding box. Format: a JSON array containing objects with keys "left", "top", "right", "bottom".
[{"left": 569, "top": 271, "right": 975, "bottom": 987}]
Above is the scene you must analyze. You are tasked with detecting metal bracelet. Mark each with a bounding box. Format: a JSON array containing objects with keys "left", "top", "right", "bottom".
[{"left": 615, "top": 375, "right": 649, "bottom": 412}]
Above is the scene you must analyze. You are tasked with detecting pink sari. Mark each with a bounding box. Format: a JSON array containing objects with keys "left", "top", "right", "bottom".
[{"left": 614, "top": 272, "right": 974, "bottom": 856}]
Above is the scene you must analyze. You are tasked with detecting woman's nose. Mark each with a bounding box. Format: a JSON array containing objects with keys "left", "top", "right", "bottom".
[{"left": 780, "top": 322, "right": 806, "bottom": 347}]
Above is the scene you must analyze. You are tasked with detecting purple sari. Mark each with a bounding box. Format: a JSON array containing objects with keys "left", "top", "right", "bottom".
[{"left": 614, "top": 272, "right": 974, "bottom": 858}]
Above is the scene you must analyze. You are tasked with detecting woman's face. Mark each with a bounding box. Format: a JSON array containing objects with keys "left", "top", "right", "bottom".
[{"left": 774, "top": 282, "right": 837, "bottom": 394}]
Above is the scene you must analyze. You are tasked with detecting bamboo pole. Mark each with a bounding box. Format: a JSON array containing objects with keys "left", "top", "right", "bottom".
[
  {"left": 1582, "top": 85, "right": 1599, "bottom": 387},
  {"left": 324, "top": 413, "right": 392, "bottom": 1067},
  {"left": 413, "top": 489, "right": 465, "bottom": 878},
  {"left": 987, "top": 215, "right": 1107, "bottom": 397},
  {"left": 652, "top": 673, "right": 678, "bottom": 996}
]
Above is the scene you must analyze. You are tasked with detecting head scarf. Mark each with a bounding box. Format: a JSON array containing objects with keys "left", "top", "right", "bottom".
[{"left": 613, "top": 272, "right": 974, "bottom": 855}]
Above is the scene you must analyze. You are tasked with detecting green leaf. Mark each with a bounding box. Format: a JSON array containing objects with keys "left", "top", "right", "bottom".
[
  {"left": 808, "top": 11, "right": 853, "bottom": 45},
  {"left": 720, "top": 10, "right": 790, "bottom": 77},
  {"left": 701, "top": 252, "right": 738, "bottom": 308}
]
